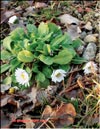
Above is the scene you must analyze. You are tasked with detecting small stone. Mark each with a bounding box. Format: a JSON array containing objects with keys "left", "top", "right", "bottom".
[
  {"left": 84, "top": 34, "right": 97, "bottom": 43},
  {"left": 25, "top": 6, "right": 34, "bottom": 12},
  {"left": 80, "top": 31, "right": 87, "bottom": 39},
  {"left": 84, "top": 22, "right": 93, "bottom": 31},
  {"left": 77, "top": 45, "right": 84, "bottom": 54},
  {"left": 95, "top": 53, "right": 100, "bottom": 63},
  {"left": 83, "top": 43, "right": 97, "bottom": 61}
]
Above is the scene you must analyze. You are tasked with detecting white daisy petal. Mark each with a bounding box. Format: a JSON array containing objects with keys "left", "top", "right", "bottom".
[
  {"left": 83, "top": 61, "right": 97, "bottom": 75},
  {"left": 15, "top": 68, "right": 29, "bottom": 86},
  {"left": 51, "top": 69, "right": 66, "bottom": 83},
  {"left": 8, "top": 15, "right": 18, "bottom": 24}
]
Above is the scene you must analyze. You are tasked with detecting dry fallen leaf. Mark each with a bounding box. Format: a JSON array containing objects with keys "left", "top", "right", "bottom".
[
  {"left": 42, "top": 103, "right": 76, "bottom": 127},
  {"left": 56, "top": 103, "right": 76, "bottom": 126}
]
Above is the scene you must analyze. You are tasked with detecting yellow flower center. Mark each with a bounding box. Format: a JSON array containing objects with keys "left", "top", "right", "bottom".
[
  {"left": 55, "top": 73, "right": 61, "bottom": 78},
  {"left": 21, "top": 73, "right": 26, "bottom": 80}
]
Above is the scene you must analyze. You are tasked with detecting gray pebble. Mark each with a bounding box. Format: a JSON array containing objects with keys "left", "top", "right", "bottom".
[{"left": 83, "top": 43, "right": 97, "bottom": 61}]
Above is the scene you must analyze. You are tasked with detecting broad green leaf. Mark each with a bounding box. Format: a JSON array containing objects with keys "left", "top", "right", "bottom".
[
  {"left": 32, "top": 65, "right": 39, "bottom": 73},
  {"left": 17, "top": 50, "right": 34, "bottom": 62},
  {"left": 59, "top": 64, "right": 70, "bottom": 71},
  {"left": 35, "top": 72, "right": 45, "bottom": 82},
  {"left": 27, "top": 42, "right": 38, "bottom": 51},
  {"left": 26, "top": 24, "right": 37, "bottom": 34},
  {"left": 72, "top": 55, "right": 87, "bottom": 64},
  {"left": 37, "top": 78, "right": 50, "bottom": 88},
  {"left": 10, "top": 28, "right": 25, "bottom": 40},
  {"left": 38, "top": 22, "right": 49, "bottom": 36},
  {"left": 43, "top": 44, "right": 52, "bottom": 55},
  {"left": 10, "top": 58, "right": 21, "bottom": 71},
  {"left": 48, "top": 22, "right": 62, "bottom": 35},
  {"left": 53, "top": 49, "right": 73, "bottom": 64},
  {"left": 1, "top": 50, "right": 12, "bottom": 60},
  {"left": 62, "top": 33, "right": 72, "bottom": 45},
  {"left": 39, "top": 55, "right": 53, "bottom": 65},
  {"left": 51, "top": 34, "right": 65, "bottom": 48},
  {"left": 72, "top": 38, "right": 82, "bottom": 49},
  {"left": 42, "top": 32, "right": 53, "bottom": 42},
  {"left": 1, "top": 64, "right": 10, "bottom": 74},
  {"left": 3, "top": 76, "right": 12, "bottom": 85},
  {"left": 42, "top": 66, "right": 52, "bottom": 78},
  {"left": 3, "top": 36, "right": 12, "bottom": 51}
]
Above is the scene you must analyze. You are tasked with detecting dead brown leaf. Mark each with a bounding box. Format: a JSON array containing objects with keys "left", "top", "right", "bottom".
[{"left": 41, "top": 103, "right": 76, "bottom": 127}]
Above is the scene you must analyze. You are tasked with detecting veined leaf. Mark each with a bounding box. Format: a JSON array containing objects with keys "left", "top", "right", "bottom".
[
  {"left": 42, "top": 66, "right": 52, "bottom": 78},
  {"left": 17, "top": 50, "right": 34, "bottom": 62},
  {"left": 3, "top": 76, "right": 12, "bottom": 85},
  {"left": 35, "top": 72, "right": 45, "bottom": 82},
  {"left": 1, "top": 64, "right": 10, "bottom": 74},
  {"left": 1, "top": 50, "right": 12, "bottom": 60},
  {"left": 10, "top": 27, "right": 25, "bottom": 40},
  {"left": 10, "top": 58, "right": 21, "bottom": 71},
  {"left": 39, "top": 55, "right": 53, "bottom": 65},
  {"left": 53, "top": 49, "right": 73, "bottom": 64},
  {"left": 26, "top": 24, "right": 37, "bottom": 34},
  {"left": 72, "top": 55, "right": 87, "bottom": 64},
  {"left": 3, "top": 36, "right": 12, "bottom": 51},
  {"left": 38, "top": 22, "right": 49, "bottom": 36},
  {"left": 51, "top": 34, "right": 65, "bottom": 47},
  {"left": 48, "top": 22, "right": 62, "bottom": 35},
  {"left": 72, "top": 38, "right": 82, "bottom": 49}
]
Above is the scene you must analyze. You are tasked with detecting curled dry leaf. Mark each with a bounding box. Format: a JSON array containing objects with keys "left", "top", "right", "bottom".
[
  {"left": 42, "top": 103, "right": 76, "bottom": 127},
  {"left": 56, "top": 103, "right": 76, "bottom": 126}
]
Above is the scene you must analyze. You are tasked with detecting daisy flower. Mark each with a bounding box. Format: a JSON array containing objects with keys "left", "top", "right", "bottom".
[
  {"left": 8, "top": 15, "right": 18, "bottom": 24},
  {"left": 83, "top": 61, "right": 97, "bottom": 75},
  {"left": 51, "top": 69, "right": 66, "bottom": 83},
  {"left": 15, "top": 68, "right": 29, "bottom": 86}
]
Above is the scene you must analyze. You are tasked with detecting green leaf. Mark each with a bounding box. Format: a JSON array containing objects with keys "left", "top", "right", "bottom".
[
  {"left": 53, "top": 49, "right": 73, "bottom": 64},
  {"left": 37, "top": 78, "right": 50, "bottom": 88},
  {"left": 48, "top": 22, "right": 62, "bottom": 35},
  {"left": 32, "top": 65, "right": 39, "bottom": 73},
  {"left": 1, "top": 64, "right": 10, "bottom": 74},
  {"left": 35, "top": 72, "right": 45, "bottom": 82},
  {"left": 39, "top": 55, "right": 53, "bottom": 65},
  {"left": 10, "top": 58, "right": 21, "bottom": 71},
  {"left": 17, "top": 50, "right": 34, "bottom": 62},
  {"left": 42, "top": 66, "right": 52, "bottom": 78},
  {"left": 72, "top": 38, "right": 82, "bottom": 49},
  {"left": 59, "top": 64, "right": 70, "bottom": 71},
  {"left": 10, "top": 28, "right": 25, "bottom": 40},
  {"left": 26, "top": 24, "right": 37, "bottom": 34},
  {"left": 38, "top": 22, "right": 49, "bottom": 36},
  {"left": 51, "top": 34, "right": 66, "bottom": 48},
  {"left": 3, "top": 76, "right": 12, "bottom": 85},
  {"left": 72, "top": 55, "right": 87, "bottom": 64},
  {"left": 1, "top": 50, "right": 12, "bottom": 60},
  {"left": 3, "top": 36, "right": 12, "bottom": 51},
  {"left": 63, "top": 33, "right": 72, "bottom": 45}
]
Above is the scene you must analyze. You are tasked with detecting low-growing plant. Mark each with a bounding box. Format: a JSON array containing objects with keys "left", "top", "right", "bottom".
[{"left": 1, "top": 22, "right": 86, "bottom": 90}]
